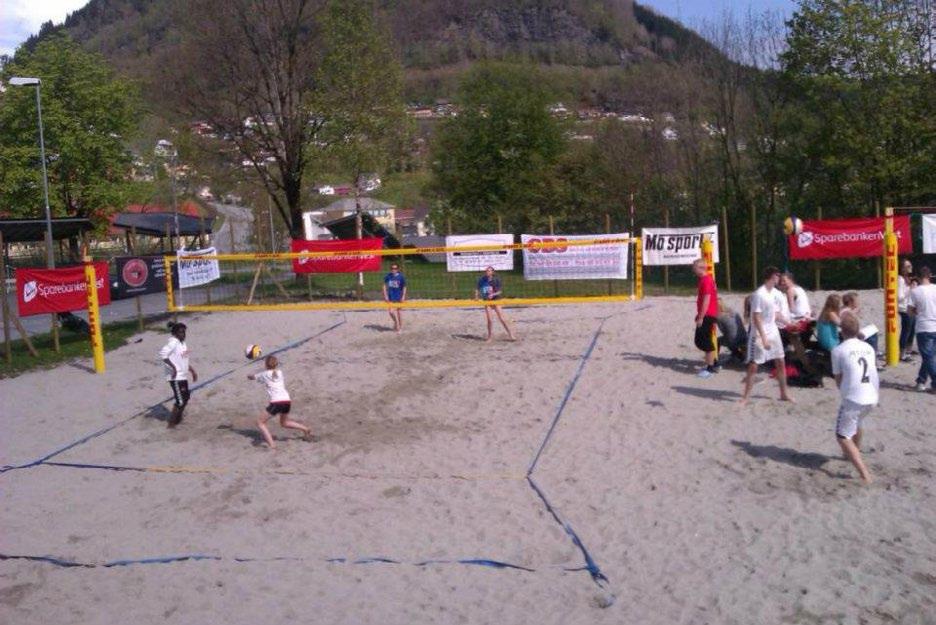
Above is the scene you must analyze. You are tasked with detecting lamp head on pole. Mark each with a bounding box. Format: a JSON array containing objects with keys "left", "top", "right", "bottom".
[{"left": 9, "top": 77, "right": 41, "bottom": 87}]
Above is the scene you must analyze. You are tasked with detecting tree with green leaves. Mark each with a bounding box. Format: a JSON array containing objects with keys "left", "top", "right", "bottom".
[
  {"left": 430, "top": 62, "right": 567, "bottom": 233},
  {"left": 0, "top": 34, "right": 139, "bottom": 225},
  {"left": 316, "top": 0, "right": 407, "bottom": 206},
  {"left": 171, "top": 0, "right": 406, "bottom": 238},
  {"left": 780, "top": 0, "right": 935, "bottom": 214}
]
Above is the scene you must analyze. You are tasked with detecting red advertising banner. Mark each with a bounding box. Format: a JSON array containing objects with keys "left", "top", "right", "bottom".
[
  {"left": 16, "top": 262, "right": 111, "bottom": 317},
  {"left": 290, "top": 238, "right": 383, "bottom": 274},
  {"left": 788, "top": 216, "right": 912, "bottom": 260}
]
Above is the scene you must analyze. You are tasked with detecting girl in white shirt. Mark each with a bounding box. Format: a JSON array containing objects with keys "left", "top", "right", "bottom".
[
  {"left": 248, "top": 355, "right": 311, "bottom": 449},
  {"left": 159, "top": 322, "right": 198, "bottom": 428}
]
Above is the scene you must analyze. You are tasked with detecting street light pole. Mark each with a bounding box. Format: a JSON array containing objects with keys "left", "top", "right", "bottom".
[{"left": 11, "top": 77, "right": 54, "bottom": 269}]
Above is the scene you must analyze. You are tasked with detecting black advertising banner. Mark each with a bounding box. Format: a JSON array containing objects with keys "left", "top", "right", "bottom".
[{"left": 113, "top": 255, "right": 167, "bottom": 298}]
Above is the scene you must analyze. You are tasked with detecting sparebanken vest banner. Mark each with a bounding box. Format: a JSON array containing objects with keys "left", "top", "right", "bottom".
[
  {"left": 177, "top": 247, "right": 221, "bottom": 288},
  {"left": 16, "top": 262, "right": 111, "bottom": 317},
  {"left": 788, "top": 216, "right": 911, "bottom": 260},
  {"left": 291, "top": 238, "right": 382, "bottom": 273},
  {"left": 445, "top": 234, "right": 514, "bottom": 272},
  {"left": 641, "top": 225, "right": 720, "bottom": 266},
  {"left": 521, "top": 233, "right": 630, "bottom": 280},
  {"left": 923, "top": 215, "right": 936, "bottom": 254}
]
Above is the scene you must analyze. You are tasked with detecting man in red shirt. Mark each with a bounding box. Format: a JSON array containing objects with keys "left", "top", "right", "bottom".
[{"left": 693, "top": 258, "right": 719, "bottom": 378}]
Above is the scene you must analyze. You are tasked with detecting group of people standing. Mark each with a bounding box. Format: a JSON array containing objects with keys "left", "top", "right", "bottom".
[{"left": 692, "top": 257, "right": 936, "bottom": 484}]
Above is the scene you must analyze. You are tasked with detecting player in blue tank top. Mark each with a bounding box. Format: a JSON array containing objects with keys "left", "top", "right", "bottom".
[
  {"left": 383, "top": 263, "right": 407, "bottom": 333},
  {"left": 474, "top": 266, "right": 516, "bottom": 342}
]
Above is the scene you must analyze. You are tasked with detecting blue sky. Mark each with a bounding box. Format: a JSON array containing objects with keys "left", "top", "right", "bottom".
[{"left": 1, "top": 0, "right": 800, "bottom": 58}]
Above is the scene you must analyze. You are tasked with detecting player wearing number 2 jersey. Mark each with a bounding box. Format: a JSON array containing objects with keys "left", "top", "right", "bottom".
[{"left": 831, "top": 314, "right": 880, "bottom": 484}]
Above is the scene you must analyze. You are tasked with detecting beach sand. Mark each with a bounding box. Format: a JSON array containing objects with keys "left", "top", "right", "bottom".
[{"left": 1, "top": 292, "right": 934, "bottom": 624}]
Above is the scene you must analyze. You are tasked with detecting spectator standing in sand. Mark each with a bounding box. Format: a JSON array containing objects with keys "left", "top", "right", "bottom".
[
  {"left": 909, "top": 266, "right": 936, "bottom": 392},
  {"left": 898, "top": 259, "right": 916, "bottom": 362},
  {"left": 160, "top": 322, "right": 198, "bottom": 428},
  {"left": 831, "top": 314, "right": 879, "bottom": 484},
  {"left": 382, "top": 263, "right": 407, "bottom": 333},
  {"left": 741, "top": 266, "right": 793, "bottom": 404},
  {"left": 692, "top": 258, "right": 720, "bottom": 378},
  {"left": 475, "top": 266, "right": 516, "bottom": 342}
]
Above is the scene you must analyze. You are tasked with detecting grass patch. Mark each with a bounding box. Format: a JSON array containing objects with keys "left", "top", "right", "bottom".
[{"left": 0, "top": 316, "right": 164, "bottom": 379}]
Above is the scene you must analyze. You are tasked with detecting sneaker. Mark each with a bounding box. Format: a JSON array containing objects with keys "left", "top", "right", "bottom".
[
  {"left": 697, "top": 369, "right": 714, "bottom": 379},
  {"left": 914, "top": 382, "right": 929, "bottom": 392}
]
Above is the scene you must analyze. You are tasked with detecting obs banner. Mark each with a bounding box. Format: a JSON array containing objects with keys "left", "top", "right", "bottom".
[
  {"left": 788, "top": 216, "right": 911, "bottom": 260},
  {"left": 113, "top": 255, "right": 166, "bottom": 298},
  {"left": 924, "top": 215, "right": 936, "bottom": 254},
  {"left": 521, "top": 233, "right": 630, "bottom": 280},
  {"left": 445, "top": 234, "right": 514, "bottom": 272},
  {"left": 16, "top": 262, "right": 111, "bottom": 317},
  {"left": 291, "top": 238, "right": 382, "bottom": 273},
  {"left": 177, "top": 247, "right": 221, "bottom": 288},
  {"left": 641, "top": 225, "right": 719, "bottom": 266}
]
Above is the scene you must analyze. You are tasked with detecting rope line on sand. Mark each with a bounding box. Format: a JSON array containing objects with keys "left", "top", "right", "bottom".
[
  {"left": 0, "top": 552, "right": 542, "bottom": 572},
  {"left": 40, "top": 460, "right": 527, "bottom": 482},
  {"left": 522, "top": 307, "right": 655, "bottom": 596},
  {"left": 0, "top": 317, "right": 347, "bottom": 476}
]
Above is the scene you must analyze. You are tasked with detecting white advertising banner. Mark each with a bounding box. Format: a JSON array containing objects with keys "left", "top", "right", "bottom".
[
  {"left": 177, "top": 247, "right": 221, "bottom": 288},
  {"left": 520, "top": 233, "right": 630, "bottom": 280},
  {"left": 924, "top": 215, "right": 936, "bottom": 254},
  {"left": 641, "top": 225, "right": 720, "bottom": 266},
  {"left": 445, "top": 234, "right": 514, "bottom": 272}
]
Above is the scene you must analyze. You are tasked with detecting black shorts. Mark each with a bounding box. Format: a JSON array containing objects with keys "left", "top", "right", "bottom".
[
  {"left": 169, "top": 380, "right": 190, "bottom": 407},
  {"left": 266, "top": 401, "right": 291, "bottom": 415},
  {"left": 694, "top": 316, "right": 718, "bottom": 352}
]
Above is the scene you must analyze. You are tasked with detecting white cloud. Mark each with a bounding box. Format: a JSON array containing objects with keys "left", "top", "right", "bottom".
[{"left": 0, "top": 0, "right": 91, "bottom": 57}]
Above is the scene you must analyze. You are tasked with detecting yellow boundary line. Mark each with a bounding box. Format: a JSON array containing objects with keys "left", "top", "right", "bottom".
[{"left": 170, "top": 295, "right": 636, "bottom": 313}]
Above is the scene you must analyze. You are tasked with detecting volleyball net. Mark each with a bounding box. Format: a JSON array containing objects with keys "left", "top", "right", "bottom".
[{"left": 163, "top": 236, "right": 644, "bottom": 312}]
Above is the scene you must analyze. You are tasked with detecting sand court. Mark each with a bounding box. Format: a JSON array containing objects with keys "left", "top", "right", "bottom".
[{"left": 3, "top": 295, "right": 935, "bottom": 624}]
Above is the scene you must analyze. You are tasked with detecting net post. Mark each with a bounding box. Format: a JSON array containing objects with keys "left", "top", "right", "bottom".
[
  {"left": 884, "top": 207, "right": 899, "bottom": 367},
  {"left": 635, "top": 236, "right": 643, "bottom": 300},
  {"left": 605, "top": 213, "right": 613, "bottom": 296},
  {"left": 83, "top": 258, "right": 105, "bottom": 374},
  {"left": 163, "top": 254, "right": 177, "bottom": 314}
]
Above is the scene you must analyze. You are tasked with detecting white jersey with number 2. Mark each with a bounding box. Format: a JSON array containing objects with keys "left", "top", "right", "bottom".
[{"left": 831, "top": 338, "right": 879, "bottom": 405}]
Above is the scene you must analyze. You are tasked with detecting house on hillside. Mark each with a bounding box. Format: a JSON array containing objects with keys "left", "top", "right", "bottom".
[
  {"left": 302, "top": 198, "right": 396, "bottom": 241},
  {"left": 394, "top": 206, "right": 430, "bottom": 237}
]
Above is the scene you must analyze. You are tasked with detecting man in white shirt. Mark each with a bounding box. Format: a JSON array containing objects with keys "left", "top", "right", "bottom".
[
  {"left": 909, "top": 266, "right": 936, "bottom": 392},
  {"left": 781, "top": 272, "right": 812, "bottom": 320},
  {"left": 741, "top": 266, "right": 793, "bottom": 404},
  {"left": 831, "top": 313, "right": 880, "bottom": 484}
]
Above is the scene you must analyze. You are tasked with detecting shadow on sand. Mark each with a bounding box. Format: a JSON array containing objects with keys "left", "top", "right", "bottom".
[
  {"left": 363, "top": 324, "right": 395, "bottom": 333},
  {"left": 731, "top": 440, "right": 833, "bottom": 471},
  {"left": 672, "top": 385, "right": 742, "bottom": 402},
  {"left": 217, "top": 424, "right": 265, "bottom": 446}
]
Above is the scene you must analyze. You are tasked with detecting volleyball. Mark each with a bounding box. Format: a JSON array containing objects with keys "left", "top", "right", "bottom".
[
  {"left": 783, "top": 216, "right": 803, "bottom": 236},
  {"left": 244, "top": 344, "right": 262, "bottom": 360}
]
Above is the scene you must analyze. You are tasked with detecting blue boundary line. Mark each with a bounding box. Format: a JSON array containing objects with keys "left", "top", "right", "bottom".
[
  {"left": 0, "top": 317, "right": 346, "bottom": 475},
  {"left": 0, "top": 552, "right": 537, "bottom": 572}
]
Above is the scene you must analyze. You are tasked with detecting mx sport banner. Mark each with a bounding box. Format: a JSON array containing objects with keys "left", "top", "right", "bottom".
[
  {"left": 641, "top": 225, "right": 720, "bottom": 266},
  {"left": 788, "top": 216, "right": 911, "bottom": 260},
  {"left": 177, "top": 247, "right": 221, "bottom": 288},
  {"left": 16, "top": 262, "right": 111, "bottom": 317},
  {"left": 113, "top": 255, "right": 166, "bottom": 298},
  {"left": 445, "top": 234, "right": 514, "bottom": 272},
  {"left": 291, "top": 238, "right": 382, "bottom": 273},
  {"left": 924, "top": 215, "right": 936, "bottom": 254},
  {"left": 521, "top": 233, "right": 630, "bottom": 280}
]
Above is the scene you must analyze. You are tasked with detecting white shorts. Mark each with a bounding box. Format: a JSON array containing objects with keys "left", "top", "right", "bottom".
[
  {"left": 747, "top": 329, "right": 784, "bottom": 364},
  {"left": 835, "top": 399, "right": 873, "bottom": 439}
]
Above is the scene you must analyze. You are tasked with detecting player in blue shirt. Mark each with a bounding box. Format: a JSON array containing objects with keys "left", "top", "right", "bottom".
[
  {"left": 383, "top": 263, "right": 407, "bottom": 333},
  {"left": 475, "top": 266, "right": 516, "bottom": 342}
]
